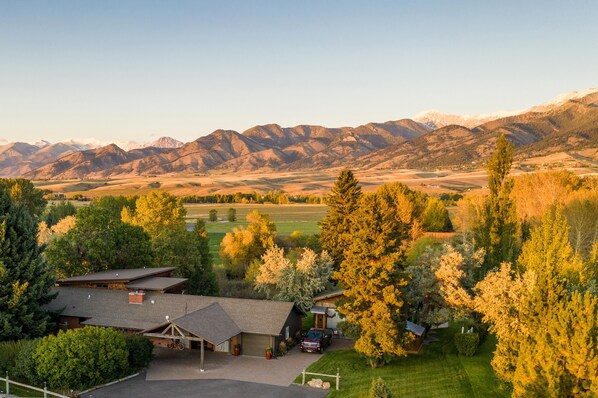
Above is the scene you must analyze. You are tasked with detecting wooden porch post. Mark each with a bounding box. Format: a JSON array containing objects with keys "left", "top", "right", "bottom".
[{"left": 200, "top": 338, "right": 205, "bottom": 372}]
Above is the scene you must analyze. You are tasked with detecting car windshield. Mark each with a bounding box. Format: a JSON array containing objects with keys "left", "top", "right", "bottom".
[{"left": 307, "top": 330, "right": 322, "bottom": 339}]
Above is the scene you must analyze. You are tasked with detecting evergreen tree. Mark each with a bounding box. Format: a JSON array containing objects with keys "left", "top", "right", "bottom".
[
  {"left": 320, "top": 170, "right": 362, "bottom": 267},
  {"left": 0, "top": 188, "right": 54, "bottom": 341},
  {"left": 176, "top": 219, "right": 218, "bottom": 295},
  {"left": 368, "top": 377, "right": 393, "bottom": 398},
  {"left": 335, "top": 192, "right": 412, "bottom": 368},
  {"left": 478, "top": 134, "right": 518, "bottom": 272}
]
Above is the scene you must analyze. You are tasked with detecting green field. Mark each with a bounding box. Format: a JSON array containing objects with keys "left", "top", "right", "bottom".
[
  {"left": 185, "top": 204, "right": 327, "bottom": 264},
  {"left": 296, "top": 324, "right": 508, "bottom": 398}
]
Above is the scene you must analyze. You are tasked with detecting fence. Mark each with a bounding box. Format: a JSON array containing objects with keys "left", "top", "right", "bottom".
[
  {"left": 1, "top": 374, "right": 69, "bottom": 398},
  {"left": 301, "top": 367, "right": 340, "bottom": 390}
]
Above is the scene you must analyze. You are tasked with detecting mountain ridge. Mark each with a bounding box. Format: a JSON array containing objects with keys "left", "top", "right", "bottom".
[{"left": 7, "top": 87, "right": 598, "bottom": 180}]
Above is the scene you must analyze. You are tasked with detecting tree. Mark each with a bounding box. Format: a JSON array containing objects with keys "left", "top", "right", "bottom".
[
  {"left": 422, "top": 197, "right": 452, "bottom": 232},
  {"left": 166, "top": 220, "right": 218, "bottom": 296},
  {"left": 563, "top": 190, "right": 598, "bottom": 260},
  {"left": 478, "top": 134, "right": 518, "bottom": 272},
  {"left": 0, "top": 188, "right": 55, "bottom": 341},
  {"left": 220, "top": 210, "right": 276, "bottom": 278},
  {"left": 227, "top": 208, "right": 237, "bottom": 222},
  {"left": 45, "top": 204, "right": 153, "bottom": 278},
  {"left": 44, "top": 200, "right": 77, "bottom": 227},
  {"left": 454, "top": 195, "right": 486, "bottom": 246},
  {"left": 254, "top": 246, "right": 332, "bottom": 311},
  {"left": 121, "top": 192, "right": 186, "bottom": 239},
  {"left": 335, "top": 192, "right": 412, "bottom": 368},
  {"left": 0, "top": 178, "right": 47, "bottom": 220},
  {"left": 34, "top": 327, "right": 129, "bottom": 391},
  {"left": 367, "top": 377, "right": 393, "bottom": 398},
  {"left": 319, "top": 170, "right": 362, "bottom": 267},
  {"left": 209, "top": 209, "right": 218, "bottom": 222},
  {"left": 474, "top": 209, "right": 597, "bottom": 396}
]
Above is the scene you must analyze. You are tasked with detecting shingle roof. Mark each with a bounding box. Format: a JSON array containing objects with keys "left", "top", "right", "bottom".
[
  {"left": 172, "top": 303, "right": 242, "bottom": 345},
  {"left": 47, "top": 287, "right": 301, "bottom": 336},
  {"left": 57, "top": 267, "right": 176, "bottom": 284},
  {"left": 126, "top": 277, "right": 187, "bottom": 291}
]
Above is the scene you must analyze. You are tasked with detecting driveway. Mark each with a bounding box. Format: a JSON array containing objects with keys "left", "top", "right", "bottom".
[
  {"left": 83, "top": 374, "right": 328, "bottom": 398},
  {"left": 146, "top": 345, "right": 324, "bottom": 386}
]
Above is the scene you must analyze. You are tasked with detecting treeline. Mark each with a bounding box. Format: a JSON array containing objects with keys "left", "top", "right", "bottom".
[{"left": 180, "top": 190, "right": 323, "bottom": 204}]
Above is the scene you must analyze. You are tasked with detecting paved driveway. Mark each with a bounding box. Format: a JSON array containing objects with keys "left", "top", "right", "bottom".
[
  {"left": 146, "top": 345, "right": 323, "bottom": 386},
  {"left": 84, "top": 374, "right": 328, "bottom": 398}
]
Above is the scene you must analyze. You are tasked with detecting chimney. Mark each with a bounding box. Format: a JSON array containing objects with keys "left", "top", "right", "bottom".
[{"left": 128, "top": 290, "right": 145, "bottom": 305}]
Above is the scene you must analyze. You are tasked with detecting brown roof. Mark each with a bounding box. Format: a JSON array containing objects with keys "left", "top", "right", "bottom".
[
  {"left": 126, "top": 277, "right": 187, "bottom": 292},
  {"left": 57, "top": 267, "right": 176, "bottom": 284},
  {"left": 172, "top": 303, "right": 242, "bottom": 345},
  {"left": 47, "top": 287, "right": 303, "bottom": 336}
]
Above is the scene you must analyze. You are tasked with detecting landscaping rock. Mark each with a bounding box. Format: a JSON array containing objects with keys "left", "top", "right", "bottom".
[
  {"left": 322, "top": 381, "right": 331, "bottom": 390},
  {"left": 307, "top": 378, "right": 323, "bottom": 388}
]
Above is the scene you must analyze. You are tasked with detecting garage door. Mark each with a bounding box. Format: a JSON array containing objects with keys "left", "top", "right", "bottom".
[{"left": 242, "top": 333, "right": 271, "bottom": 357}]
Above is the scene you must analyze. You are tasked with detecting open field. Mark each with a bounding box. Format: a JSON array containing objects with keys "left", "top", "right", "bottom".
[{"left": 296, "top": 324, "right": 508, "bottom": 398}]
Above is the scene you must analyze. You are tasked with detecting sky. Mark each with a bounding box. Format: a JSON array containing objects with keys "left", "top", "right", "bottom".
[{"left": 1, "top": 0, "right": 597, "bottom": 145}]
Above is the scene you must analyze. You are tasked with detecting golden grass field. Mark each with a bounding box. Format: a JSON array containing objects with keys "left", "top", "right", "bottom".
[{"left": 33, "top": 154, "right": 597, "bottom": 200}]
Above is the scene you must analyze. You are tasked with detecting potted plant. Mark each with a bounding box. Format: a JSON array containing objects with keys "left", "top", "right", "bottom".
[
  {"left": 265, "top": 346, "right": 273, "bottom": 360},
  {"left": 233, "top": 343, "right": 241, "bottom": 356},
  {"left": 279, "top": 341, "right": 287, "bottom": 356}
]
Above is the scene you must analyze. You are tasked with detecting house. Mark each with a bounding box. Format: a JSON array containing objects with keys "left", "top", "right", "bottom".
[
  {"left": 46, "top": 268, "right": 304, "bottom": 370},
  {"left": 310, "top": 288, "right": 427, "bottom": 350},
  {"left": 311, "top": 288, "right": 345, "bottom": 330},
  {"left": 56, "top": 267, "right": 187, "bottom": 293}
]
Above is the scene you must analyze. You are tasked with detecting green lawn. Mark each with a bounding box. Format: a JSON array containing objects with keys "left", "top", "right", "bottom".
[{"left": 296, "top": 324, "right": 509, "bottom": 398}]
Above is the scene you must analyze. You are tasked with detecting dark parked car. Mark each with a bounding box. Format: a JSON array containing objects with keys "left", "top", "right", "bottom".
[{"left": 300, "top": 328, "right": 333, "bottom": 353}]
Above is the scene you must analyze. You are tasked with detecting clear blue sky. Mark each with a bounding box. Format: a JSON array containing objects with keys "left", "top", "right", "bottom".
[{"left": 1, "top": 0, "right": 597, "bottom": 144}]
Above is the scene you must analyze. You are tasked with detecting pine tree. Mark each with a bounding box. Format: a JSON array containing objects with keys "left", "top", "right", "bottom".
[
  {"left": 187, "top": 219, "right": 218, "bottom": 295},
  {"left": 0, "top": 187, "right": 55, "bottom": 341},
  {"left": 335, "top": 192, "right": 412, "bottom": 368},
  {"left": 478, "top": 134, "right": 518, "bottom": 273},
  {"left": 367, "top": 377, "right": 393, "bottom": 398},
  {"left": 320, "top": 170, "right": 362, "bottom": 268}
]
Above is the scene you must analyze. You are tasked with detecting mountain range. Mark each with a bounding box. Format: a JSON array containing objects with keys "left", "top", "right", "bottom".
[{"left": 3, "top": 88, "right": 597, "bottom": 180}]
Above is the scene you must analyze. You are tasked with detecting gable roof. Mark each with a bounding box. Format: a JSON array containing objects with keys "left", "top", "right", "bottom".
[
  {"left": 47, "top": 287, "right": 302, "bottom": 336},
  {"left": 172, "top": 303, "right": 242, "bottom": 345},
  {"left": 57, "top": 267, "right": 176, "bottom": 284}
]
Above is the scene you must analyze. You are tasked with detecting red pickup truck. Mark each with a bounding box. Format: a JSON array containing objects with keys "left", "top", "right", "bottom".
[{"left": 300, "top": 328, "right": 333, "bottom": 353}]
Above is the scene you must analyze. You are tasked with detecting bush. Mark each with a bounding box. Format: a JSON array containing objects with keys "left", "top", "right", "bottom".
[
  {"left": 368, "top": 377, "right": 393, "bottom": 398},
  {"left": 209, "top": 209, "right": 218, "bottom": 222},
  {"left": 13, "top": 339, "right": 41, "bottom": 385},
  {"left": 454, "top": 332, "right": 480, "bottom": 356},
  {"left": 278, "top": 341, "right": 287, "bottom": 356},
  {"left": 34, "top": 327, "right": 129, "bottom": 391},
  {"left": 125, "top": 334, "right": 153, "bottom": 371}
]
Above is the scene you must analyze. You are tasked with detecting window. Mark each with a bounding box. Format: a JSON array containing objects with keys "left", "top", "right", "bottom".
[{"left": 285, "top": 326, "right": 290, "bottom": 340}]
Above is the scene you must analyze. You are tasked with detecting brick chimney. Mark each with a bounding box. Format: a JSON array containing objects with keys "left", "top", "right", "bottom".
[{"left": 128, "top": 290, "right": 145, "bottom": 305}]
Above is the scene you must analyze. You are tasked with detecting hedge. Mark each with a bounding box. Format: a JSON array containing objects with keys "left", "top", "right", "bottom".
[{"left": 454, "top": 332, "right": 480, "bottom": 356}]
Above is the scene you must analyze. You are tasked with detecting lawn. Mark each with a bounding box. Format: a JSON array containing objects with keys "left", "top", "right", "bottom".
[{"left": 296, "top": 324, "right": 509, "bottom": 398}]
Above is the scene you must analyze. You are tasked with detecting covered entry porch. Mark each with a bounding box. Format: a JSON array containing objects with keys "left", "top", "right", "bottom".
[{"left": 141, "top": 302, "right": 241, "bottom": 371}]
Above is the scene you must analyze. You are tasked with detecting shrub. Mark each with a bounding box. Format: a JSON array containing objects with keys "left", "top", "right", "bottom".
[
  {"left": 209, "top": 209, "right": 218, "bottom": 222},
  {"left": 0, "top": 341, "right": 19, "bottom": 373},
  {"left": 125, "top": 334, "right": 153, "bottom": 371},
  {"left": 34, "top": 327, "right": 129, "bottom": 391},
  {"left": 454, "top": 332, "right": 480, "bottom": 356},
  {"left": 278, "top": 341, "right": 287, "bottom": 356},
  {"left": 368, "top": 377, "right": 393, "bottom": 398},
  {"left": 13, "top": 339, "right": 41, "bottom": 385}
]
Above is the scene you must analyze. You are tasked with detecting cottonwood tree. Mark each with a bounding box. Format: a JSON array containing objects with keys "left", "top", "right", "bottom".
[
  {"left": 220, "top": 210, "right": 276, "bottom": 278},
  {"left": 563, "top": 190, "right": 598, "bottom": 260},
  {"left": 0, "top": 178, "right": 47, "bottom": 220},
  {"left": 254, "top": 246, "right": 332, "bottom": 311},
  {"left": 0, "top": 187, "right": 54, "bottom": 341},
  {"left": 422, "top": 197, "right": 452, "bottom": 232},
  {"left": 474, "top": 209, "right": 598, "bottom": 396},
  {"left": 46, "top": 204, "right": 153, "bottom": 278},
  {"left": 121, "top": 191, "right": 186, "bottom": 239},
  {"left": 335, "top": 191, "right": 413, "bottom": 368},
  {"left": 319, "top": 170, "right": 362, "bottom": 267}
]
